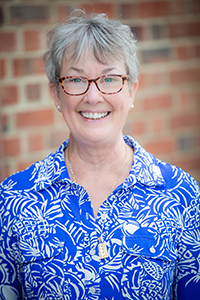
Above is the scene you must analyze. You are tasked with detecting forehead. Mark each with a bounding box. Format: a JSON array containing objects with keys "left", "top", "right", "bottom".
[{"left": 62, "top": 51, "right": 126, "bottom": 74}]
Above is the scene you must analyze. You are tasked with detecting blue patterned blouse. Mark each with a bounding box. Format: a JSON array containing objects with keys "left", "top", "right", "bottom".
[{"left": 0, "top": 136, "right": 200, "bottom": 300}]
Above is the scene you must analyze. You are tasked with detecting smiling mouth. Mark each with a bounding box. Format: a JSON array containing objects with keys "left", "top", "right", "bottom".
[{"left": 80, "top": 112, "right": 109, "bottom": 120}]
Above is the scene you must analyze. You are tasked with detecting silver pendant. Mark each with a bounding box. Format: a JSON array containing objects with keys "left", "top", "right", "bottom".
[{"left": 98, "top": 242, "right": 108, "bottom": 259}]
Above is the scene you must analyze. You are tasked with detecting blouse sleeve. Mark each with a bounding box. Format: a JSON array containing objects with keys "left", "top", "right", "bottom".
[
  {"left": 173, "top": 176, "right": 200, "bottom": 300},
  {"left": 0, "top": 182, "right": 22, "bottom": 300}
]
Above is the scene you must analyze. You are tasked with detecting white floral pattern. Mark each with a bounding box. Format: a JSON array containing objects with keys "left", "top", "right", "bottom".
[{"left": 0, "top": 136, "right": 200, "bottom": 300}]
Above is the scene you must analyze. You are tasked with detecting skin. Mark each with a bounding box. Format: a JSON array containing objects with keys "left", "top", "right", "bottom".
[{"left": 50, "top": 52, "right": 138, "bottom": 218}]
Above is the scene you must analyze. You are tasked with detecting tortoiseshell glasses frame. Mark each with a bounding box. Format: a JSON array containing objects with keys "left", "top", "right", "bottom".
[{"left": 56, "top": 74, "right": 130, "bottom": 96}]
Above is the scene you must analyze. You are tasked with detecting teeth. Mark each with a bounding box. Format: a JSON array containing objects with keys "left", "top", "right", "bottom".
[{"left": 81, "top": 112, "right": 108, "bottom": 119}]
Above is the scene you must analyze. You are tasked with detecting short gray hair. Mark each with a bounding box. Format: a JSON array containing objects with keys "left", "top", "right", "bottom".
[{"left": 43, "top": 10, "right": 139, "bottom": 85}]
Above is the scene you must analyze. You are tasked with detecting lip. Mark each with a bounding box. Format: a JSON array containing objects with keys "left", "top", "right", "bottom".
[{"left": 79, "top": 111, "right": 110, "bottom": 120}]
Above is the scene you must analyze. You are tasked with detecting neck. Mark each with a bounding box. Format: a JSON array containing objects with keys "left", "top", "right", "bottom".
[
  {"left": 66, "top": 134, "right": 134, "bottom": 219},
  {"left": 66, "top": 133, "right": 127, "bottom": 170}
]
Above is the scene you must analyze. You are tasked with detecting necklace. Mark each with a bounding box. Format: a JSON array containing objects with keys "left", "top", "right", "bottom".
[{"left": 67, "top": 145, "right": 128, "bottom": 259}]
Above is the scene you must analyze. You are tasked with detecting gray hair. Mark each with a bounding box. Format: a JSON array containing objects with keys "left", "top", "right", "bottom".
[{"left": 43, "top": 10, "right": 139, "bottom": 86}]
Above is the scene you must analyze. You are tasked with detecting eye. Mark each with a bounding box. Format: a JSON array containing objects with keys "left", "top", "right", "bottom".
[
  {"left": 105, "top": 77, "right": 114, "bottom": 83},
  {"left": 102, "top": 76, "right": 117, "bottom": 84},
  {"left": 69, "top": 77, "right": 82, "bottom": 83}
]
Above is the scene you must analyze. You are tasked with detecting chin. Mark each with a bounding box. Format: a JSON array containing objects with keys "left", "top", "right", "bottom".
[{"left": 79, "top": 131, "right": 113, "bottom": 144}]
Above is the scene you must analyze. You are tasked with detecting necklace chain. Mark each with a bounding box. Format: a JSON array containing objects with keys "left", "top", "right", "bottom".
[
  {"left": 67, "top": 145, "right": 128, "bottom": 259},
  {"left": 67, "top": 152, "right": 77, "bottom": 184},
  {"left": 67, "top": 145, "right": 127, "bottom": 195}
]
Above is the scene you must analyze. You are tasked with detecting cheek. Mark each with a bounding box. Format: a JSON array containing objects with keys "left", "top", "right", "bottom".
[
  {"left": 60, "top": 95, "right": 79, "bottom": 111},
  {"left": 115, "top": 93, "right": 131, "bottom": 111}
]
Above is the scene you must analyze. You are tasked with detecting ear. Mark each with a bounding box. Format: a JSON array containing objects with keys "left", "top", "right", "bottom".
[
  {"left": 129, "top": 81, "right": 138, "bottom": 107},
  {"left": 49, "top": 82, "right": 61, "bottom": 109}
]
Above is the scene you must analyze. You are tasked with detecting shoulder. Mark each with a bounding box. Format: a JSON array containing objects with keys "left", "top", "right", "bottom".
[
  {"left": 158, "top": 160, "right": 199, "bottom": 200},
  {"left": 125, "top": 135, "right": 199, "bottom": 201},
  {"left": 0, "top": 140, "right": 69, "bottom": 193}
]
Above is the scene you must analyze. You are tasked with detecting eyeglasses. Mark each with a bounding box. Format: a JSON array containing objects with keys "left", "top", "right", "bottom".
[{"left": 56, "top": 74, "right": 130, "bottom": 96}]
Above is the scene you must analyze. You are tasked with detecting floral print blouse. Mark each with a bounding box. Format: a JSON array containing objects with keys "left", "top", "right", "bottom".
[{"left": 0, "top": 135, "right": 200, "bottom": 300}]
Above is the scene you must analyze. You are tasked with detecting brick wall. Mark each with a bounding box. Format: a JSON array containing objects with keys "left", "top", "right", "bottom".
[{"left": 0, "top": 0, "right": 200, "bottom": 183}]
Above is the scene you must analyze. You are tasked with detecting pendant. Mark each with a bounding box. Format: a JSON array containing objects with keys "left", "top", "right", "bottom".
[{"left": 98, "top": 242, "right": 108, "bottom": 259}]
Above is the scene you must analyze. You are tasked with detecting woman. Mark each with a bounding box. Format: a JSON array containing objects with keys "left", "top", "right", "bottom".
[{"left": 0, "top": 10, "right": 199, "bottom": 300}]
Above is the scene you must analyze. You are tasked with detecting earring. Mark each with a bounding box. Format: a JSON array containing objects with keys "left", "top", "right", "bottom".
[
  {"left": 131, "top": 104, "right": 134, "bottom": 108},
  {"left": 57, "top": 105, "right": 61, "bottom": 112}
]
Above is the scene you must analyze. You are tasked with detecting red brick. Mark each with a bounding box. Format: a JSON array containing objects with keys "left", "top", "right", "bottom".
[
  {"left": 10, "top": 5, "right": 49, "bottom": 25},
  {"left": 17, "top": 160, "right": 35, "bottom": 173},
  {"left": 0, "top": 164, "right": 11, "bottom": 182},
  {"left": 48, "top": 130, "right": 69, "bottom": 148},
  {"left": 26, "top": 83, "right": 41, "bottom": 101},
  {"left": 173, "top": 156, "right": 200, "bottom": 173},
  {"left": 195, "top": 45, "right": 200, "bottom": 58},
  {"left": 175, "top": 46, "right": 188, "bottom": 59},
  {"left": 169, "top": 22, "right": 200, "bottom": 38},
  {"left": 170, "top": 68, "right": 200, "bottom": 85},
  {"left": 196, "top": 132, "right": 200, "bottom": 147},
  {"left": 139, "top": 72, "right": 165, "bottom": 89},
  {"left": 3, "top": 137, "right": 21, "bottom": 157},
  {"left": 170, "top": 0, "right": 185, "bottom": 15},
  {"left": 145, "top": 138, "right": 175, "bottom": 155},
  {"left": 1, "top": 113, "right": 9, "bottom": 132},
  {"left": 175, "top": 45, "right": 189, "bottom": 60},
  {"left": 132, "top": 121, "right": 145, "bottom": 135},
  {"left": 194, "top": 92, "right": 200, "bottom": 107},
  {"left": 180, "top": 93, "right": 190, "bottom": 108},
  {"left": 121, "top": 4, "right": 138, "bottom": 19},
  {"left": 139, "top": 2, "right": 170, "bottom": 18},
  {"left": 16, "top": 108, "right": 54, "bottom": 128},
  {"left": 131, "top": 25, "right": 145, "bottom": 41},
  {"left": 185, "top": 0, "right": 200, "bottom": 14},
  {"left": 144, "top": 94, "right": 172, "bottom": 110},
  {"left": 0, "top": 59, "right": 6, "bottom": 78},
  {"left": 0, "top": 7, "right": 3, "bottom": 26},
  {"left": 28, "top": 134, "right": 44, "bottom": 152},
  {"left": 175, "top": 44, "right": 200, "bottom": 60},
  {"left": 13, "top": 59, "right": 24, "bottom": 76},
  {"left": 179, "top": 91, "right": 200, "bottom": 111},
  {"left": 13, "top": 57, "right": 45, "bottom": 77},
  {"left": 57, "top": 6, "right": 71, "bottom": 22},
  {"left": 171, "top": 113, "right": 200, "bottom": 129},
  {"left": 24, "top": 30, "right": 40, "bottom": 51},
  {"left": 0, "top": 32, "right": 16, "bottom": 52},
  {"left": 153, "top": 119, "right": 164, "bottom": 132},
  {"left": 140, "top": 47, "right": 171, "bottom": 63},
  {"left": 151, "top": 24, "right": 166, "bottom": 40},
  {"left": 80, "top": 3, "right": 115, "bottom": 17},
  {"left": 177, "top": 135, "right": 197, "bottom": 152},
  {"left": 1, "top": 85, "right": 18, "bottom": 105}
]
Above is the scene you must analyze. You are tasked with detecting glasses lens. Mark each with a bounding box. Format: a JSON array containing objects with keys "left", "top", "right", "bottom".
[
  {"left": 63, "top": 77, "right": 88, "bottom": 95},
  {"left": 98, "top": 75, "right": 123, "bottom": 94}
]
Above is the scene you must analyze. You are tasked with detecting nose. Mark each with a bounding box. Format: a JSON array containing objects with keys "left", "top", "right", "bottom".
[{"left": 83, "top": 81, "right": 103, "bottom": 104}]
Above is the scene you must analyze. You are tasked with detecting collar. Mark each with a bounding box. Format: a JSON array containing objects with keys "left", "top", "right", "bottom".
[
  {"left": 124, "top": 136, "right": 165, "bottom": 188},
  {"left": 32, "top": 139, "right": 70, "bottom": 191},
  {"left": 32, "top": 136, "right": 165, "bottom": 191}
]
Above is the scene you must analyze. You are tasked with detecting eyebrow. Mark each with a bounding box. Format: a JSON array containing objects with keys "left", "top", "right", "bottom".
[{"left": 69, "top": 67, "right": 116, "bottom": 75}]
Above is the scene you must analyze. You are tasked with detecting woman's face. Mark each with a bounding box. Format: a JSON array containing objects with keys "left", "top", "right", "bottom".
[{"left": 50, "top": 52, "right": 138, "bottom": 146}]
